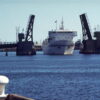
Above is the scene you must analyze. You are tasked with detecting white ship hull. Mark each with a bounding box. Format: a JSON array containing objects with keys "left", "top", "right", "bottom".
[{"left": 42, "top": 40, "right": 75, "bottom": 55}]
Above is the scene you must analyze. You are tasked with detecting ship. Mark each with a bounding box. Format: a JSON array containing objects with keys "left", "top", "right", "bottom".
[{"left": 42, "top": 19, "right": 77, "bottom": 55}]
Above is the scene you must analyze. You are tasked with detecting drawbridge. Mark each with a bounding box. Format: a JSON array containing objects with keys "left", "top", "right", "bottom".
[
  {"left": 80, "top": 13, "right": 100, "bottom": 54},
  {"left": 0, "top": 15, "right": 36, "bottom": 56}
]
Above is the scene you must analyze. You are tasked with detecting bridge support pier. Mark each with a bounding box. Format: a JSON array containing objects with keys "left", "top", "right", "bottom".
[{"left": 16, "top": 41, "right": 36, "bottom": 56}]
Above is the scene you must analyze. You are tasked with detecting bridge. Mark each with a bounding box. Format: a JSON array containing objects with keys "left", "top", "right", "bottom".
[
  {"left": 0, "top": 42, "right": 16, "bottom": 49},
  {"left": 0, "top": 14, "right": 37, "bottom": 56},
  {"left": 0, "top": 42, "right": 42, "bottom": 52}
]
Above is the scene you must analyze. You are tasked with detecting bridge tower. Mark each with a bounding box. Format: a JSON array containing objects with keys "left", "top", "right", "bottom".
[
  {"left": 16, "top": 15, "right": 36, "bottom": 55},
  {"left": 80, "top": 13, "right": 95, "bottom": 54}
]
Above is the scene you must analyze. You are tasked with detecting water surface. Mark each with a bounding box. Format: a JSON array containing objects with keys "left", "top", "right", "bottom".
[{"left": 0, "top": 51, "right": 100, "bottom": 100}]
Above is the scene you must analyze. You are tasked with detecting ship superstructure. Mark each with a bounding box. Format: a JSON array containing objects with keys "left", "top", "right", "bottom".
[{"left": 42, "top": 19, "right": 77, "bottom": 55}]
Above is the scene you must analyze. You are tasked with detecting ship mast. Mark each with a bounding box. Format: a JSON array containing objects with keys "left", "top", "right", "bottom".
[
  {"left": 55, "top": 20, "right": 57, "bottom": 30},
  {"left": 60, "top": 17, "right": 64, "bottom": 30}
]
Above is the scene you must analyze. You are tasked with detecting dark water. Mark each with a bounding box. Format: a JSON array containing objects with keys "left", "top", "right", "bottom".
[{"left": 0, "top": 51, "right": 100, "bottom": 100}]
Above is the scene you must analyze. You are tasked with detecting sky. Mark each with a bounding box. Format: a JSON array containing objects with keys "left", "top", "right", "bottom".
[{"left": 0, "top": 0, "right": 100, "bottom": 43}]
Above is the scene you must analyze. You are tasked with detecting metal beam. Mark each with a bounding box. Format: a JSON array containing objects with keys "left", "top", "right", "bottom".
[
  {"left": 25, "top": 15, "right": 35, "bottom": 42},
  {"left": 80, "top": 13, "right": 92, "bottom": 40}
]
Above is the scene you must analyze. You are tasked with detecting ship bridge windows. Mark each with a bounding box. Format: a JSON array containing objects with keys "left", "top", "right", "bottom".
[{"left": 48, "top": 37, "right": 55, "bottom": 42}]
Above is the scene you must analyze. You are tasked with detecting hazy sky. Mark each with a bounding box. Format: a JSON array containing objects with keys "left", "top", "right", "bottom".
[{"left": 0, "top": 0, "right": 100, "bottom": 43}]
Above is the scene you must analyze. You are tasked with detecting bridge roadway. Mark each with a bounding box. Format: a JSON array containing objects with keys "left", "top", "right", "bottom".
[
  {"left": 0, "top": 42, "right": 42, "bottom": 51},
  {"left": 0, "top": 42, "right": 17, "bottom": 49}
]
